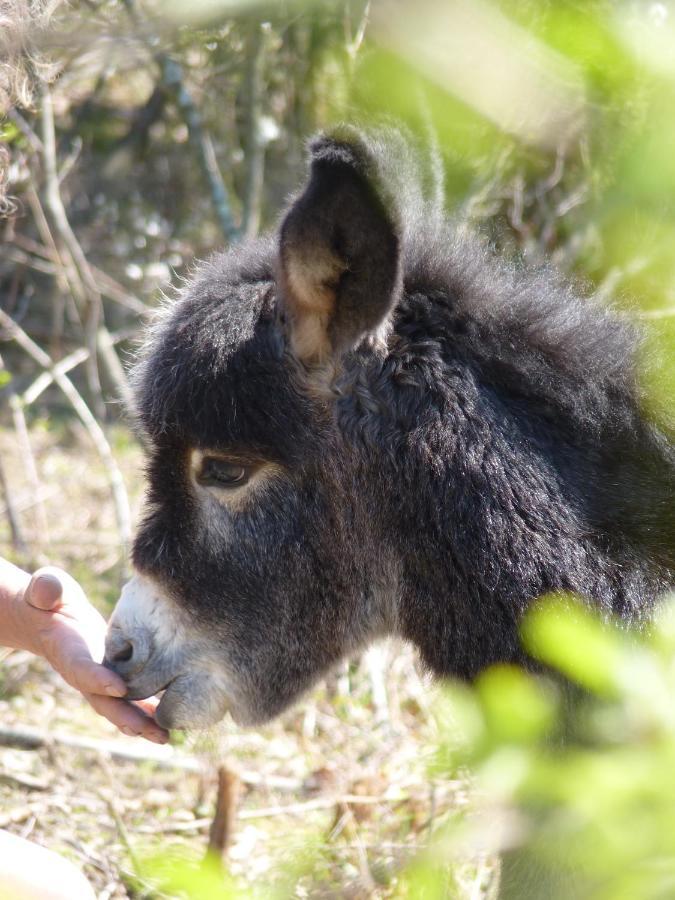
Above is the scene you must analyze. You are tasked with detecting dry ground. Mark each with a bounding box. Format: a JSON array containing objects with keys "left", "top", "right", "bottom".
[{"left": 0, "top": 420, "right": 493, "bottom": 898}]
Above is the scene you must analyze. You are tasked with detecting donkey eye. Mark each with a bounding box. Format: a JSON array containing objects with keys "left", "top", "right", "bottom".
[{"left": 197, "top": 458, "right": 250, "bottom": 489}]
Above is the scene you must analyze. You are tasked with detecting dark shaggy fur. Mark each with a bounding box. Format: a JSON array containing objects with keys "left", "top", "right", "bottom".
[{"left": 119, "top": 126, "right": 675, "bottom": 731}]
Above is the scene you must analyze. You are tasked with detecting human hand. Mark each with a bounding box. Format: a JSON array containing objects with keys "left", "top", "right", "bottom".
[{"left": 15, "top": 567, "right": 169, "bottom": 744}]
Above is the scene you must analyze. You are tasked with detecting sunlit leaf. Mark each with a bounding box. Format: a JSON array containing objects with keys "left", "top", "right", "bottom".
[
  {"left": 476, "top": 664, "right": 556, "bottom": 744},
  {"left": 521, "top": 594, "right": 623, "bottom": 694},
  {"left": 143, "top": 850, "right": 252, "bottom": 899}
]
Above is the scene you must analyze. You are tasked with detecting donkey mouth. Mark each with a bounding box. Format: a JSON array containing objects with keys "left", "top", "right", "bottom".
[
  {"left": 123, "top": 678, "right": 188, "bottom": 730},
  {"left": 122, "top": 676, "right": 174, "bottom": 703}
]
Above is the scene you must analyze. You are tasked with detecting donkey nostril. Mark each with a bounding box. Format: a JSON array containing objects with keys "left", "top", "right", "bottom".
[{"left": 110, "top": 640, "right": 134, "bottom": 664}]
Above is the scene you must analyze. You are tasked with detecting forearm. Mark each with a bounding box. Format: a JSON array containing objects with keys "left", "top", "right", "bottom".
[{"left": 0, "top": 558, "right": 33, "bottom": 651}]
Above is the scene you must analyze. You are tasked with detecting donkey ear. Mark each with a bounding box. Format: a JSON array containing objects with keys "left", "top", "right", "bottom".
[{"left": 278, "top": 131, "right": 402, "bottom": 365}]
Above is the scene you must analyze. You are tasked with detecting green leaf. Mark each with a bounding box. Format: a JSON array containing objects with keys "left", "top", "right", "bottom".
[
  {"left": 142, "top": 850, "right": 252, "bottom": 899},
  {"left": 521, "top": 594, "right": 624, "bottom": 695},
  {"left": 476, "top": 664, "right": 556, "bottom": 744}
]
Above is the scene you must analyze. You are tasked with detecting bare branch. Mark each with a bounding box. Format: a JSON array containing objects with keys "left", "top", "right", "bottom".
[
  {"left": 41, "top": 85, "right": 104, "bottom": 406},
  {"left": 21, "top": 345, "right": 90, "bottom": 406},
  {"left": 10, "top": 234, "right": 149, "bottom": 315},
  {"left": 0, "top": 308, "right": 132, "bottom": 553},
  {"left": 122, "top": 0, "right": 240, "bottom": 242},
  {"left": 241, "top": 23, "right": 269, "bottom": 240},
  {"left": 160, "top": 54, "right": 239, "bottom": 242},
  {"left": 40, "top": 85, "right": 132, "bottom": 414},
  {"left": 0, "top": 452, "right": 29, "bottom": 557},
  {"left": 10, "top": 392, "right": 50, "bottom": 547}
]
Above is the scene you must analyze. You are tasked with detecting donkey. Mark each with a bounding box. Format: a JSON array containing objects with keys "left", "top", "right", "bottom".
[{"left": 104, "top": 126, "right": 675, "bottom": 734}]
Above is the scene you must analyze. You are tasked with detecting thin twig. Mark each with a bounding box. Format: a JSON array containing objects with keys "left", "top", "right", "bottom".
[
  {"left": 10, "top": 232, "right": 59, "bottom": 260},
  {"left": 334, "top": 801, "right": 378, "bottom": 893},
  {"left": 0, "top": 309, "right": 132, "bottom": 554},
  {"left": 89, "top": 264, "right": 149, "bottom": 315},
  {"left": 24, "top": 186, "right": 76, "bottom": 353},
  {"left": 160, "top": 55, "right": 239, "bottom": 242},
  {"left": 21, "top": 346, "right": 90, "bottom": 406},
  {"left": 122, "top": 0, "right": 239, "bottom": 242},
  {"left": 0, "top": 485, "right": 61, "bottom": 521},
  {"left": 97, "top": 326, "right": 136, "bottom": 413},
  {"left": 9, "top": 233, "right": 149, "bottom": 315},
  {"left": 10, "top": 392, "right": 50, "bottom": 546},
  {"left": 0, "top": 452, "right": 29, "bottom": 557},
  {"left": 3, "top": 246, "right": 58, "bottom": 276},
  {"left": 241, "top": 22, "right": 268, "bottom": 240},
  {"left": 41, "top": 84, "right": 107, "bottom": 418},
  {"left": 7, "top": 109, "right": 44, "bottom": 153},
  {"left": 57, "top": 135, "right": 82, "bottom": 185},
  {"left": 16, "top": 328, "right": 136, "bottom": 408},
  {"left": 346, "top": 0, "right": 371, "bottom": 60},
  {"left": 40, "top": 86, "right": 134, "bottom": 411}
]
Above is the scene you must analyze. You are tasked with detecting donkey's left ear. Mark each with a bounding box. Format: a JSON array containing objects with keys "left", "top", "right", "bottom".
[{"left": 278, "top": 130, "right": 402, "bottom": 365}]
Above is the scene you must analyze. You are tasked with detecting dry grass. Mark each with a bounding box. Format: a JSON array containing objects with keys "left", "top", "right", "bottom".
[
  {"left": 0, "top": 646, "right": 466, "bottom": 898},
  {"left": 0, "top": 420, "right": 492, "bottom": 898}
]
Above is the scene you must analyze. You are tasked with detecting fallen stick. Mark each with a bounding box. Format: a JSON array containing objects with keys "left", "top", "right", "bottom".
[
  {"left": 0, "top": 725, "right": 200, "bottom": 770},
  {"left": 0, "top": 725, "right": 301, "bottom": 789},
  {"left": 206, "top": 765, "right": 240, "bottom": 863},
  {"left": 136, "top": 792, "right": 413, "bottom": 834},
  {"left": 0, "top": 772, "right": 50, "bottom": 792}
]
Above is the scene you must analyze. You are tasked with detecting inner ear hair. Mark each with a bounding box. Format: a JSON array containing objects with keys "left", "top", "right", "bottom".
[
  {"left": 280, "top": 243, "right": 347, "bottom": 363},
  {"left": 278, "top": 130, "right": 402, "bottom": 367}
]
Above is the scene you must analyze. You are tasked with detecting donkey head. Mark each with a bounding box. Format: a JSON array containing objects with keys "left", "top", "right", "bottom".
[{"left": 105, "top": 129, "right": 416, "bottom": 728}]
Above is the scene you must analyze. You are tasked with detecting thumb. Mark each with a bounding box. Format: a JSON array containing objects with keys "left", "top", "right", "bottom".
[{"left": 25, "top": 569, "right": 65, "bottom": 611}]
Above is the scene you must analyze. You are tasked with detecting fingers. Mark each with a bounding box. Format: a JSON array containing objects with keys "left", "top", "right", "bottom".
[
  {"left": 45, "top": 632, "right": 168, "bottom": 743},
  {"left": 39, "top": 615, "right": 126, "bottom": 697},
  {"left": 15, "top": 564, "right": 169, "bottom": 745},
  {"left": 132, "top": 696, "right": 161, "bottom": 716},
  {"left": 57, "top": 648, "right": 128, "bottom": 699},
  {"left": 84, "top": 692, "right": 169, "bottom": 744}
]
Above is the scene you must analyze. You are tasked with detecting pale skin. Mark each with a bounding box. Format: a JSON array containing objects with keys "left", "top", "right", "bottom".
[{"left": 0, "top": 558, "right": 168, "bottom": 744}]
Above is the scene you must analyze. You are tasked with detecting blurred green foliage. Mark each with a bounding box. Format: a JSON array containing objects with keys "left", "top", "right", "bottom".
[
  {"left": 344, "top": 0, "right": 675, "bottom": 422},
  {"left": 352, "top": 0, "right": 675, "bottom": 278},
  {"left": 136, "top": 595, "right": 675, "bottom": 899},
  {"left": 413, "top": 594, "right": 675, "bottom": 899}
]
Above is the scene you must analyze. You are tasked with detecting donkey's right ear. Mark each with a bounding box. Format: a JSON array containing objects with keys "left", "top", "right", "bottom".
[{"left": 277, "top": 130, "right": 402, "bottom": 366}]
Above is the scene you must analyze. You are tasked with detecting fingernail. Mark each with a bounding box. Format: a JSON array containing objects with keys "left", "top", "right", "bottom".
[
  {"left": 35, "top": 574, "right": 62, "bottom": 589},
  {"left": 120, "top": 726, "right": 137, "bottom": 737},
  {"left": 27, "top": 573, "right": 63, "bottom": 608},
  {"left": 105, "top": 683, "right": 127, "bottom": 698},
  {"left": 150, "top": 732, "right": 169, "bottom": 744}
]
